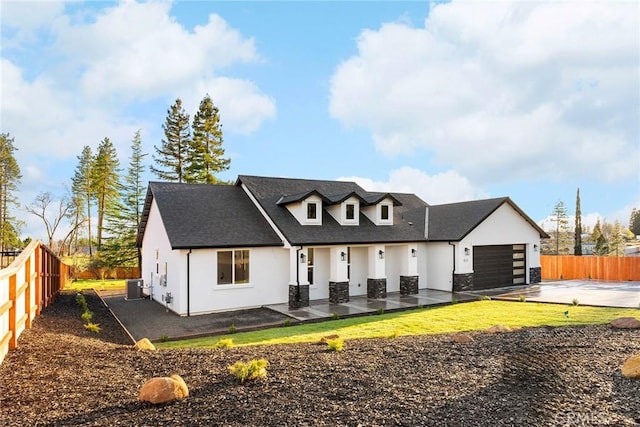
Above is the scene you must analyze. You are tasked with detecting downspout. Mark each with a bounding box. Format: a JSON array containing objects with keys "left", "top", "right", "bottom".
[
  {"left": 448, "top": 242, "right": 456, "bottom": 290},
  {"left": 187, "top": 249, "right": 192, "bottom": 317}
]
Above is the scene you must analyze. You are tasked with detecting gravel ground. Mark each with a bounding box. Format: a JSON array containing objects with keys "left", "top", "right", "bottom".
[{"left": 1, "top": 290, "right": 639, "bottom": 426}]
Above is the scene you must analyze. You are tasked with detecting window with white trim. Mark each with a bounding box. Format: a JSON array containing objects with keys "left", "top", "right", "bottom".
[
  {"left": 307, "top": 202, "right": 317, "bottom": 220},
  {"left": 217, "top": 250, "right": 250, "bottom": 285},
  {"left": 381, "top": 204, "right": 389, "bottom": 220},
  {"left": 346, "top": 203, "right": 355, "bottom": 220}
]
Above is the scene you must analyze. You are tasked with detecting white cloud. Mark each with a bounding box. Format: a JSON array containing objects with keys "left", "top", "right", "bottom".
[
  {"left": 0, "top": 1, "right": 65, "bottom": 46},
  {"left": 338, "top": 166, "right": 487, "bottom": 205},
  {"left": 330, "top": 1, "right": 639, "bottom": 185}
]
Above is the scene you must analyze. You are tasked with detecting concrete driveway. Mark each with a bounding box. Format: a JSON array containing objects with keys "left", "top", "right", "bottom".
[{"left": 483, "top": 279, "right": 640, "bottom": 308}]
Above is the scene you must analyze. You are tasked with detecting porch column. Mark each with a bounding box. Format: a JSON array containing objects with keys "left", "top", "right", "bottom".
[
  {"left": 288, "top": 247, "right": 309, "bottom": 309},
  {"left": 367, "top": 245, "right": 387, "bottom": 298},
  {"left": 329, "top": 246, "right": 349, "bottom": 303},
  {"left": 400, "top": 244, "right": 419, "bottom": 295}
]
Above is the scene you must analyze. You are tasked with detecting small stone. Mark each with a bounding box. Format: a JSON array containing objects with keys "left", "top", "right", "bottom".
[
  {"left": 139, "top": 374, "right": 189, "bottom": 404},
  {"left": 135, "top": 338, "right": 156, "bottom": 351},
  {"left": 452, "top": 333, "right": 473, "bottom": 343},
  {"left": 611, "top": 317, "right": 640, "bottom": 329},
  {"left": 621, "top": 353, "right": 640, "bottom": 379},
  {"left": 483, "top": 325, "right": 512, "bottom": 334}
]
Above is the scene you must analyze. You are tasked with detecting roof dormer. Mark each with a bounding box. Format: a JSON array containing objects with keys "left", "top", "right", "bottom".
[
  {"left": 326, "top": 194, "right": 361, "bottom": 226},
  {"left": 361, "top": 194, "right": 401, "bottom": 226},
  {"left": 276, "top": 190, "right": 325, "bottom": 225}
]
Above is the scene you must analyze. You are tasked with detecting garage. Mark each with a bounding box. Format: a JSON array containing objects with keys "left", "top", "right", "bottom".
[{"left": 473, "top": 244, "right": 526, "bottom": 290}]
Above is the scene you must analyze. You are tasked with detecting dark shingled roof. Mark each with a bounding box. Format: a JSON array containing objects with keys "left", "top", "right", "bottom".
[
  {"left": 427, "top": 197, "right": 549, "bottom": 241},
  {"left": 237, "top": 175, "right": 428, "bottom": 245},
  {"left": 137, "top": 182, "right": 283, "bottom": 249}
]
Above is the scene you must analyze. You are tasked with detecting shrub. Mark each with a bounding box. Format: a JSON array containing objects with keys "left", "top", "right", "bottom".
[
  {"left": 160, "top": 335, "right": 169, "bottom": 342},
  {"left": 215, "top": 338, "right": 234, "bottom": 349},
  {"left": 572, "top": 298, "right": 580, "bottom": 306},
  {"left": 84, "top": 323, "right": 101, "bottom": 333},
  {"left": 518, "top": 295, "right": 526, "bottom": 302},
  {"left": 451, "top": 297, "right": 459, "bottom": 304},
  {"left": 283, "top": 319, "right": 292, "bottom": 327},
  {"left": 75, "top": 293, "right": 87, "bottom": 310},
  {"left": 479, "top": 295, "right": 491, "bottom": 301},
  {"left": 81, "top": 310, "right": 93, "bottom": 323},
  {"left": 326, "top": 338, "right": 344, "bottom": 352},
  {"left": 228, "top": 324, "right": 237, "bottom": 334},
  {"left": 332, "top": 312, "right": 340, "bottom": 320},
  {"left": 377, "top": 308, "right": 385, "bottom": 315},
  {"left": 228, "top": 359, "right": 269, "bottom": 383}
]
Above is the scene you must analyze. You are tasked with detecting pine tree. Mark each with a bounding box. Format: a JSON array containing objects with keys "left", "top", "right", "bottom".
[
  {"left": 186, "top": 94, "right": 231, "bottom": 184},
  {"left": 151, "top": 98, "right": 191, "bottom": 182},
  {"left": 102, "top": 130, "right": 147, "bottom": 270},
  {"left": 592, "top": 219, "right": 609, "bottom": 256},
  {"left": 72, "top": 146, "right": 94, "bottom": 255},
  {"left": 574, "top": 188, "right": 582, "bottom": 256},
  {"left": 550, "top": 200, "right": 570, "bottom": 255},
  {"left": 629, "top": 208, "right": 640, "bottom": 237},
  {"left": 0, "top": 133, "right": 22, "bottom": 260},
  {"left": 609, "top": 221, "right": 624, "bottom": 256},
  {"left": 92, "top": 137, "right": 121, "bottom": 250}
]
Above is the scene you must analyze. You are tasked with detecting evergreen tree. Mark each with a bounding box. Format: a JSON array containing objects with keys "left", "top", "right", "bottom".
[
  {"left": 550, "top": 200, "right": 571, "bottom": 255},
  {"left": 151, "top": 98, "right": 191, "bottom": 182},
  {"left": 609, "top": 220, "right": 624, "bottom": 256},
  {"left": 574, "top": 188, "right": 583, "bottom": 255},
  {"left": 72, "top": 146, "right": 94, "bottom": 255},
  {"left": 0, "top": 133, "right": 22, "bottom": 259},
  {"left": 92, "top": 137, "right": 121, "bottom": 250},
  {"left": 592, "top": 219, "right": 609, "bottom": 256},
  {"left": 186, "top": 94, "right": 230, "bottom": 184},
  {"left": 102, "top": 130, "right": 147, "bottom": 270},
  {"left": 629, "top": 208, "right": 640, "bottom": 236}
]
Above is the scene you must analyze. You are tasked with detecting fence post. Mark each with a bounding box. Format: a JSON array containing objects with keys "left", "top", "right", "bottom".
[{"left": 8, "top": 273, "right": 17, "bottom": 350}]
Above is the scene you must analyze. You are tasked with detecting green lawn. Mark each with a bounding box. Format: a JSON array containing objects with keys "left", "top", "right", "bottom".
[
  {"left": 65, "top": 279, "right": 126, "bottom": 292},
  {"left": 158, "top": 300, "right": 639, "bottom": 349}
]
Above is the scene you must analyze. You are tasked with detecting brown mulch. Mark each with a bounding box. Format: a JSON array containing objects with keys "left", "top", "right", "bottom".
[{"left": 1, "top": 291, "right": 639, "bottom": 426}]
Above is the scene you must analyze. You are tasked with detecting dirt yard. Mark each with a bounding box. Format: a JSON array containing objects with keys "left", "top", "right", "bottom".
[{"left": 1, "top": 291, "right": 639, "bottom": 426}]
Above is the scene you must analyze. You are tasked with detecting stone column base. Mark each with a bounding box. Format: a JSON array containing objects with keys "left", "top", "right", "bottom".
[
  {"left": 400, "top": 275, "right": 419, "bottom": 295},
  {"left": 288, "top": 284, "right": 309, "bottom": 309},
  {"left": 529, "top": 267, "right": 541, "bottom": 284},
  {"left": 329, "top": 281, "right": 349, "bottom": 303},
  {"left": 453, "top": 273, "right": 474, "bottom": 292},
  {"left": 367, "top": 278, "right": 387, "bottom": 299}
]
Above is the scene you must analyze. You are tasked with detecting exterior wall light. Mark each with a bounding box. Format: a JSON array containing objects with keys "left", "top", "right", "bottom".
[
  {"left": 464, "top": 247, "right": 470, "bottom": 256},
  {"left": 534, "top": 244, "right": 539, "bottom": 252},
  {"left": 411, "top": 248, "right": 417, "bottom": 257},
  {"left": 379, "top": 250, "right": 385, "bottom": 259},
  {"left": 300, "top": 253, "right": 306, "bottom": 263},
  {"left": 340, "top": 251, "right": 347, "bottom": 261}
]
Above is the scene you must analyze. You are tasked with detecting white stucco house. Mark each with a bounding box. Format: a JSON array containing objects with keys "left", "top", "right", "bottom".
[{"left": 136, "top": 175, "right": 548, "bottom": 316}]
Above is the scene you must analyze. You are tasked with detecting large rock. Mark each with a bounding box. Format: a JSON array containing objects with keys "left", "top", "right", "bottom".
[
  {"left": 621, "top": 353, "right": 640, "bottom": 379},
  {"left": 483, "top": 325, "right": 513, "bottom": 334},
  {"left": 611, "top": 317, "right": 640, "bottom": 329},
  {"left": 452, "top": 333, "right": 474, "bottom": 343},
  {"left": 139, "top": 374, "right": 189, "bottom": 404},
  {"left": 135, "top": 338, "right": 156, "bottom": 351}
]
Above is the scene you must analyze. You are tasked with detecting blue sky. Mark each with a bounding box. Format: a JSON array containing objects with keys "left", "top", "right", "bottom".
[{"left": 1, "top": 0, "right": 639, "bottom": 241}]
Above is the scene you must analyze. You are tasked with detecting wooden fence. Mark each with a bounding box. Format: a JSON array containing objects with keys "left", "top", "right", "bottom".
[
  {"left": 541, "top": 255, "right": 640, "bottom": 281},
  {"left": 0, "top": 241, "right": 69, "bottom": 365}
]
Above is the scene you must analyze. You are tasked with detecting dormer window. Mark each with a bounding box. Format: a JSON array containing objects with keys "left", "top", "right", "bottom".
[
  {"left": 381, "top": 205, "right": 389, "bottom": 221},
  {"left": 307, "top": 202, "right": 317, "bottom": 220},
  {"left": 346, "top": 203, "right": 355, "bottom": 220}
]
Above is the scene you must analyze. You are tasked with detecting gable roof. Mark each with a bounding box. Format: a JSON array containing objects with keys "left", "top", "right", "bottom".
[
  {"left": 237, "top": 175, "right": 428, "bottom": 245},
  {"left": 427, "top": 197, "right": 550, "bottom": 241},
  {"left": 137, "top": 182, "right": 283, "bottom": 249}
]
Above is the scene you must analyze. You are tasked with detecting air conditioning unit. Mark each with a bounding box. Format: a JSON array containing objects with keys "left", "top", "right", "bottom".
[{"left": 126, "top": 279, "right": 144, "bottom": 300}]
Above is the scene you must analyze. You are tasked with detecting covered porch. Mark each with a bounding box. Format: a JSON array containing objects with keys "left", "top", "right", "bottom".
[{"left": 270, "top": 288, "right": 477, "bottom": 322}]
